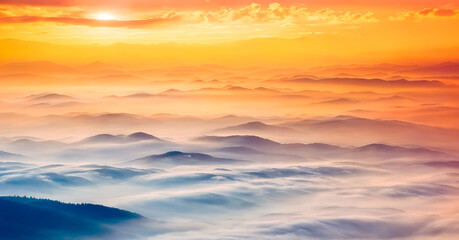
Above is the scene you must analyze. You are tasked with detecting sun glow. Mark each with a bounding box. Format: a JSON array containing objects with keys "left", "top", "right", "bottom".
[{"left": 95, "top": 13, "right": 115, "bottom": 21}]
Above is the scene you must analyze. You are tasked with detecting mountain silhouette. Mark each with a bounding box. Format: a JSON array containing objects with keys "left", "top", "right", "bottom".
[
  {"left": 78, "top": 132, "right": 161, "bottom": 144},
  {"left": 27, "top": 93, "right": 76, "bottom": 102},
  {"left": 211, "top": 121, "right": 301, "bottom": 135},
  {"left": 127, "top": 151, "right": 247, "bottom": 167},
  {"left": 0, "top": 196, "right": 143, "bottom": 240},
  {"left": 0, "top": 150, "right": 27, "bottom": 160},
  {"left": 0, "top": 61, "right": 76, "bottom": 75}
]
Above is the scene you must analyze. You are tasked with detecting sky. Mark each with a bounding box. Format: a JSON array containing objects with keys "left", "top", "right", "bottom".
[{"left": 0, "top": 1, "right": 458, "bottom": 66}]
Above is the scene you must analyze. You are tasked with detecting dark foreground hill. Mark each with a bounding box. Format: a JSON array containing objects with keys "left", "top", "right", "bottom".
[{"left": 0, "top": 196, "right": 143, "bottom": 240}]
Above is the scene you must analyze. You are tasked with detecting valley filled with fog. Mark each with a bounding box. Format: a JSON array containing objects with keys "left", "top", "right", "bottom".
[{"left": 0, "top": 62, "right": 458, "bottom": 239}]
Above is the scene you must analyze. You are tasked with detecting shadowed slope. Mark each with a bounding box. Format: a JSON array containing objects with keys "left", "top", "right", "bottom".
[
  {"left": 0, "top": 196, "right": 143, "bottom": 240},
  {"left": 128, "top": 151, "right": 248, "bottom": 167}
]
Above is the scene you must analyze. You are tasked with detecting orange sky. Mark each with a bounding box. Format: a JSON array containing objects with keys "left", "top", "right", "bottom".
[{"left": 0, "top": 1, "right": 458, "bottom": 66}]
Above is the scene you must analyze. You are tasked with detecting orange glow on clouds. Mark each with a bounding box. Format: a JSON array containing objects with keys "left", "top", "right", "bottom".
[{"left": 0, "top": 2, "right": 457, "bottom": 66}]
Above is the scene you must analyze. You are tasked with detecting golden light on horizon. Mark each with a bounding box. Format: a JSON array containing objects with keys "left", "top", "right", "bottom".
[
  {"left": 0, "top": 2, "right": 456, "bottom": 63},
  {"left": 94, "top": 12, "right": 116, "bottom": 21}
]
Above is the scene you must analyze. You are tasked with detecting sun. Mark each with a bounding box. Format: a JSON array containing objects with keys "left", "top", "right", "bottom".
[{"left": 95, "top": 13, "right": 115, "bottom": 21}]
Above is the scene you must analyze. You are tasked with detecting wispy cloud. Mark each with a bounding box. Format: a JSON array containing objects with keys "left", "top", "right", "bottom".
[
  {"left": 192, "top": 3, "right": 378, "bottom": 25},
  {"left": 0, "top": 15, "right": 179, "bottom": 28},
  {"left": 0, "top": 3, "right": 377, "bottom": 29},
  {"left": 390, "top": 8, "right": 459, "bottom": 21}
]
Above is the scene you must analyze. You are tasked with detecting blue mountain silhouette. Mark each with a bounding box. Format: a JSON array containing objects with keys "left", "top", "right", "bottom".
[{"left": 0, "top": 196, "right": 142, "bottom": 240}]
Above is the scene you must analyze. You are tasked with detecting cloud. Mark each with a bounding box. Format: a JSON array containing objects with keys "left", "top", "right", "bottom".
[
  {"left": 193, "top": 3, "right": 378, "bottom": 25},
  {"left": 376, "top": 184, "right": 458, "bottom": 198},
  {"left": 243, "top": 166, "right": 365, "bottom": 179},
  {"left": 0, "top": 14, "right": 180, "bottom": 28},
  {"left": 0, "top": 3, "right": 377, "bottom": 29},
  {"left": 0, "top": 161, "right": 31, "bottom": 172},
  {"left": 0, "top": 3, "right": 179, "bottom": 28},
  {"left": 245, "top": 168, "right": 314, "bottom": 178},
  {"left": 67, "top": 165, "right": 158, "bottom": 180},
  {"left": 136, "top": 192, "right": 255, "bottom": 218},
  {"left": 41, "top": 172, "right": 93, "bottom": 186},
  {"left": 144, "top": 173, "right": 238, "bottom": 188},
  {"left": 264, "top": 218, "right": 452, "bottom": 239},
  {"left": 0, "top": 4, "right": 84, "bottom": 17},
  {"left": 0, "top": 0, "right": 456, "bottom": 9},
  {"left": 390, "top": 8, "right": 459, "bottom": 21},
  {"left": 1, "top": 172, "right": 92, "bottom": 188}
]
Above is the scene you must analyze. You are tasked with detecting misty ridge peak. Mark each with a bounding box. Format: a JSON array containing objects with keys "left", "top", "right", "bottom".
[
  {"left": 97, "top": 113, "right": 140, "bottom": 119},
  {"left": 128, "top": 132, "right": 160, "bottom": 140},
  {"left": 353, "top": 143, "right": 454, "bottom": 158},
  {"left": 79, "top": 132, "right": 162, "bottom": 144},
  {"left": 0, "top": 150, "right": 27, "bottom": 160},
  {"left": 124, "top": 93, "right": 155, "bottom": 98},
  {"left": 161, "top": 89, "right": 183, "bottom": 94},
  {"left": 2, "top": 60, "right": 62, "bottom": 68},
  {"left": 159, "top": 151, "right": 187, "bottom": 157},
  {"left": 211, "top": 121, "right": 301, "bottom": 135},
  {"left": 154, "top": 151, "right": 217, "bottom": 160},
  {"left": 357, "top": 143, "right": 406, "bottom": 151},
  {"left": 28, "top": 93, "right": 76, "bottom": 102},
  {"left": 196, "top": 135, "right": 280, "bottom": 148},
  {"left": 128, "top": 150, "right": 248, "bottom": 167},
  {"left": 84, "top": 134, "right": 119, "bottom": 141},
  {"left": 80, "top": 61, "right": 119, "bottom": 71},
  {"left": 332, "top": 115, "right": 363, "bottom": 120},
  {"left": 239, "top": 121, "right": 271, "bottom": 128},
  {"left": 0, "top": 61, "right": 76, "bottom": 74}
]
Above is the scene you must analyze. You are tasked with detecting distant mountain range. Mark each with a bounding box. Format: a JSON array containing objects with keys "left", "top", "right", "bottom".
[
  {"left": 279, "top": 115, "right": 459, "bottom": 149},
  {"left": 309, "top": 62, "right": 459, "bottom": 76},
  {"left": 202, "top": 115, "right": 459, "bottom": 149},
  {"left": 277, "top": 77, "right": 449, "bottom": 88},
  {"left": 0, "top": 53, "right": 457, "bottom": 79},
  {"left": 211, "top": 121, "right": 301, "bottom": 135},
  {"left": 196, "top": 135, "right": 456, "bottom": 161}
]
